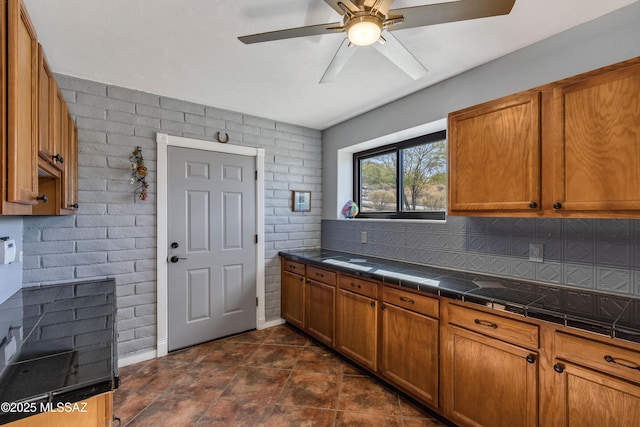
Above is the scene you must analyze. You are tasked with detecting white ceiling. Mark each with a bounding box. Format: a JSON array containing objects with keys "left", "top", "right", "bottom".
[{"left": 25, "top": 0, "right": 638, "bottom": 130}]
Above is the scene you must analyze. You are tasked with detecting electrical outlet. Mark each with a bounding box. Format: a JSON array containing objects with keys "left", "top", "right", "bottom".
[
  {"left": 529, "top": 243, "right": 544, "bottom": 263},
  {"left": 361, "top": 231, "right": 368, "bottom": 244}
]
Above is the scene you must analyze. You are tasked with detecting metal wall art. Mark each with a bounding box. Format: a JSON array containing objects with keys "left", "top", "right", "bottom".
[{"left": 130, "top": 146, "right": 149, "bottom": 201}]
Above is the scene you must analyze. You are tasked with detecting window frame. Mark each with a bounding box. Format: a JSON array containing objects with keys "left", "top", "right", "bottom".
[{"left": 352, "top": 130, "right": 447, "bottom": 220}]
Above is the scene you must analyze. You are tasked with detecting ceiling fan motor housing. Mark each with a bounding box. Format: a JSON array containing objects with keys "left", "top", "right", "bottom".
[{"left": 344, "top": 12, "right": 384, "bottom": 46}]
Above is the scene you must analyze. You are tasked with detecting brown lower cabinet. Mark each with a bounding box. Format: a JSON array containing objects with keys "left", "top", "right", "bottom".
[
  {"left": 280, "top": 267, "right": 305, "bottom": 329},
  {"left": 336, "top": 284, "right": 378, "bottom": 371},
  {"left": 280, "top": 257, "right": 640, "bottom": 426},
  {"left": 549, "top": 331, "right": 640, "bottom": 426},
  {"left": 7, "top": 392, "right": 113, "bottom": 427},
  {"left": 442, "top": 325, "right": 538, "bottom": 427},
  {"left": 381, "top": 296, "right": 439, "bottom": 407},
  {"left": 305, "top": 278, "right": 335, "bottom": 345}
]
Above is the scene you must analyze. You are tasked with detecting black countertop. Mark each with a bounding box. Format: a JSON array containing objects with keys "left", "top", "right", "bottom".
[
  {"left": 0, "top": 279, "right": 117, "bottom": 424},
  {"left": 280, "top": 249, "right": 640, "bottom": 344}
]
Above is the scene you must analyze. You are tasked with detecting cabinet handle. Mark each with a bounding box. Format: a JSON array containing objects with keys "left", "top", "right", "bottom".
[
  {"left": 399, "top": 296, "right": 415, "bottom": 304},
  {"left": 53, "top": 154, "right": 64, "bottom": 164},
  {"left": 69, "top": 203, "right": 79, "bottom": 209},
  {"left": 529, "top": 201, "right": 537, "bottom": 209},
  {"left": 298, "top": 277, "right": 303, "bottom": 282},
  {"left": 350, "top": 283, "right": 361, "bottom": 289},
  {"left": 315, "top": 272, "right": 324, "bottom": 277},
  {"left": 370, "top": 301, "right": 375, "bottom": 308},
  {"left": 526, "top": 354, "right": 536, "bottom": 364},
  {"left": 381, "top": 304, "right": 386, "bottom": 310},
  {"left": 36, "top": 194, "right": 48, "bottom": 204},
  {"left": 290, "top": 265, "right": 296, "bottom": 269},
  {"left": 553, "top": 363, "right": 565, "bottom": 374},
  {"left": 474, "top": 319, "right": 498, "bottom": 329},
  {"left": 553, "top": 202, "right": 562, "bottom": 209},
  {"left": 604, "top": 355, "right": 640, "bottom": 370}
]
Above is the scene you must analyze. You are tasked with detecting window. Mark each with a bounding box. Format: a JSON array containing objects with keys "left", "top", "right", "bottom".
[{"left": 353, "top": 130, "right": 446, "bottom": 220}]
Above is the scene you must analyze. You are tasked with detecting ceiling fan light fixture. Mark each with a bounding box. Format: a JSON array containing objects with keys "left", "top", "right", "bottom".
[{"left": 345, "top": 16, "right": 382, "bottom": 46}]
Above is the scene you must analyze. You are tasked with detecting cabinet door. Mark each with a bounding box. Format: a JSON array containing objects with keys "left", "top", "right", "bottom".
[
  {"left": 442, "top": 325, "right": 538, "bottom": 427},
  {"left": 336, "top": 288, "right": 377, "bottom": 371},
  {"left": 281, "top": 270, "right": 305, "bottom": 328},
  {"left": 7, "top": 392, "right": 113, "bottom": 427},
  {"left": 61, "top": 114, "right": 78, "bottom": 213},
  {"left": 381, "top": 303, "right": 439, "bottom": 407},
  {"left": 552, "top": 362, "right": 640, "bottom": 426},
  {"left": 448, "top": 91, "right": 541, "bottom": 213},
  {"left": 7, "top": 0, "right": 38, "bottom": 206},
  {"left": 37, "top": 44, "right": 58, "bottom": 166},
  {"left": 550, "top": 62, "right": 640, "bottom": 213},
  {"left": 305, "top": 279, "right": 335, "bottom": 345}
]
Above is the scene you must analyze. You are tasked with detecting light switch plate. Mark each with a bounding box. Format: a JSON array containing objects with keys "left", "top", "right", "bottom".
[
  {"left": 361, "top": 231, "right": 368, "bottom": 244},
  {"left": 529, "top": 243, "right": 544, "bottom": 263}
]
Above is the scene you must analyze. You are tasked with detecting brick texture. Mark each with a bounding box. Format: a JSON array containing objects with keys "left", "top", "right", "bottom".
[{"left": 23, "top": 75, "right": 322, "bottom": 360}]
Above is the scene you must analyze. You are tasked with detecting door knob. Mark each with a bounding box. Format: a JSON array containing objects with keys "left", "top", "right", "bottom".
[{"left": 170, "top": 256, "right": 187, "bottom": 263}]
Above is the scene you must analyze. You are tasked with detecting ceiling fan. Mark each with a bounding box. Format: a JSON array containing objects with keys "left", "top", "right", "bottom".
[{"left": 238, "top": 0, "right": 516, "bottom": 83}]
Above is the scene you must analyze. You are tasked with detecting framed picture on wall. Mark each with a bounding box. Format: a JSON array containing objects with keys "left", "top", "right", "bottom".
[{"left": 292, "top": 190, "right": 312, "bottom": 212}]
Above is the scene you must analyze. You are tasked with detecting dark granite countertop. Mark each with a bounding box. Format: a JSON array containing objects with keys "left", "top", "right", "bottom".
[
  {"left": 280, "top": 249, "right": 640, "bottom": 344},
  {"left": 0, "top": 279, "right": 117, "bottom": 425}
]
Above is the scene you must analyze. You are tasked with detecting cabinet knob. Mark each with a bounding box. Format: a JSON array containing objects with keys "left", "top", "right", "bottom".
[
  {"left": 68, "top": 203, "right": 79, "bottom": 209},
  {"left": 553, "top": 202, "right": 562, "bottom": 209},
  {"left": 53, "top": 154, "right": 64, "bottom": 164},
  {"left": 526, "top": 354, "right": 536, "bottom": 364},
  {"left": 36, "top": 194, "right": 48, "bottom": 204},
  {"left": 370, "top": 301, "right": 375, "bottom": 308},
  {"left": 529, "top": 201, "right": 537, "bottom": 209},
  {"left": 553, "top": 363, "right": 565, "bottom": 374},
  {"left": 381, "top": 304, "right": 386, "bottom": 310}
]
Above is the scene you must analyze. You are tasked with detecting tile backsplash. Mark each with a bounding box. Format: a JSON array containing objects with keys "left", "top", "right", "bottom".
[{"left": 322, "top": 217, "right": 640, "bottom": 297}]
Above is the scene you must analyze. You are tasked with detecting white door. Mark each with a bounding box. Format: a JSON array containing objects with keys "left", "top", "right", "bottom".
[{"left": 167, "top": 146, "right": 256, "bottom": 351}]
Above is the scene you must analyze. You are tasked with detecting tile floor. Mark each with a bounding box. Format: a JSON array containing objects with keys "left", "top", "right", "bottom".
[{"left": 114, "top": 324, "right": 449, "bottom": 426}]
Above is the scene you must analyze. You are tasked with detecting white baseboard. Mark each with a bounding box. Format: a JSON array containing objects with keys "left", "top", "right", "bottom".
[
  {"left": 118, "top": 350, "right": 157, "bottom": 368},
  {"left": 260, "top": 318, "right": 286, "bottom": 329}
]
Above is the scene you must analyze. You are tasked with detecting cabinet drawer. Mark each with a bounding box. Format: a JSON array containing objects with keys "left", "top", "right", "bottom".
[
  {"left": 383, "top": 286, "right": 439, "bottom": 318},
  {"left": 283, "top": 259, "right": 305, "bottom": 275},
  {"left": 339, "top": 275, "right": 378, "bottom": 299},
  {"left": 448, "top": 304, "right": 539, "bottom": 349},
  {"left": 555, "top": 332, "right": 640, "bottom": 381},
  {"left": 307, "top": 266, "right": 336, "bottom": 286}
]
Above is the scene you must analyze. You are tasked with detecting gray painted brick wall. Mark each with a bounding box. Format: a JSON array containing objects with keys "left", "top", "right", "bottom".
[
  {"left": 22, "top": 75, "right": 322, "bottom": 360},
  {"left": 322, "top": 217, "right": 640, "bottom": 297}
]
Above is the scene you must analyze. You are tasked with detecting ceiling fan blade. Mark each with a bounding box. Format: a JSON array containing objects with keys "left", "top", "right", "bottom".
[
  {"left": 365, "top": 0, "right": 396, "bottom": 16},
  {"left": 323, "top": 0, "right": 360, "bottom": 16},
  {"left": 320, "top": 38, "right": 357, "bottom": 83},
  {"left": 387, "top": 0, "right": 515, "bottom": 31},
  {"left": 373, "top": 31, "right": 428, "bottom": 80},
  {"left": 238, "top": 22, "right": 342, "bottom": 44}
]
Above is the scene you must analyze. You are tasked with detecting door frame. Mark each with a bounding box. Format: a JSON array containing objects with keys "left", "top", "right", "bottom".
[{"left": 156, "top": 132, "right": 265, "bottom": 357}]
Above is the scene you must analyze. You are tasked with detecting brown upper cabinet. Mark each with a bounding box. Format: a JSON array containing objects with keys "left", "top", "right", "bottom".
[
  {"left": 2, "top": 0, "right": 38, "bottom": 214},
  {"left": 448, "top": 90, "right": 541, "bottom": 213},
  {"left": 2, "top": 0, "right": 78, "bottom": 215},
  {"left": 548, "top": 62, "right": 640, "bottom": 214},
  {"left": 38, "top": 44, "right": 64, "bottom": 172},
  {"left": 448, "top": 57, "right": 640, "bottom": 218}
]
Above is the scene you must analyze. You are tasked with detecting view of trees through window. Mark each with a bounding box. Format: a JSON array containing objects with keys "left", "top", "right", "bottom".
[{"left": 355, "top": 131, "right": 446, "bottom": 219}]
